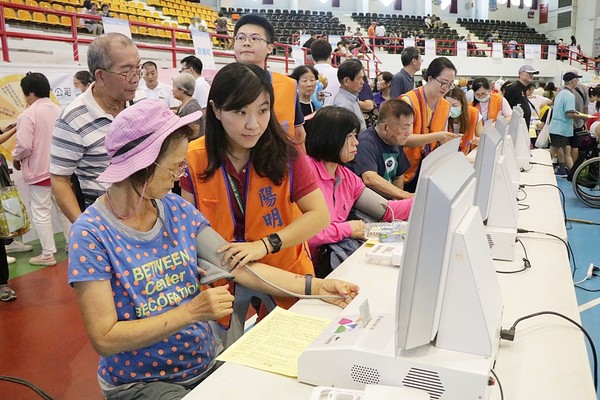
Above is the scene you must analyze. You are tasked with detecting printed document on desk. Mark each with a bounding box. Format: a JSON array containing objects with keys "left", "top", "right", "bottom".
[{"left": 216, "top": 307, "right": 331, "bottom": 377}]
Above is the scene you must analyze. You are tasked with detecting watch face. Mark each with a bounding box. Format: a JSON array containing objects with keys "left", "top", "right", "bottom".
[{"left": 268, "top": 234, "right": 282, "bottom": 252}]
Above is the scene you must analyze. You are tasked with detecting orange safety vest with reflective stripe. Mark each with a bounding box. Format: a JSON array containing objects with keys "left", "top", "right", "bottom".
[
  {"left": 401, "top": 87, "right": 450, "bottom": 184},
  {"left": 472, "top": 92, "right": 503, "bottom": 123},
  {"left": 186, "top": 137, "right": 313, "bottom": 314},
  {"left": 272, "top": 72, "right": 298, "bottom": 138}
]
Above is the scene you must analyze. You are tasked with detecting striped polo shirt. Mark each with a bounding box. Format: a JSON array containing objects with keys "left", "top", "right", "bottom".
[{"left": 50, "top": 82, "right": 116, "bottom": 207}]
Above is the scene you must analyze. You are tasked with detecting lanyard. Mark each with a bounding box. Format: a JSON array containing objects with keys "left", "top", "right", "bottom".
[
  {"left": 416, "top": 87, "right": 439, "bottom": 157},
  {"left": 226, "top": 170, "right": 245, "bottom": 217}
]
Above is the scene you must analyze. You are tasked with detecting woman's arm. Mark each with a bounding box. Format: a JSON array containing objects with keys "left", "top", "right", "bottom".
[
  {"left": 74, "top": 278, "right": 234, "bottom": 357},
  {"left": 218, "top": 188, "right": 330, "bottom": 268}
]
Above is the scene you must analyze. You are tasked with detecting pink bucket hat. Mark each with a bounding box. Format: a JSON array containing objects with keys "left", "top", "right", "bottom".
[{"left": 97, "top": 99, "right": 202, "bottom": 183}]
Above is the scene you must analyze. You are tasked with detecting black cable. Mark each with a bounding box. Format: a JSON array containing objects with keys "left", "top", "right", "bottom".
[
  {"left": 529, "top": 161, "right": 553, "bottom": 167},
  {"left": 517, "top": 228, "right": 577, "bottom": 277},
  {"left": 500, "top": 311, "right": 598, "bottom": 392},
  {"left": 517, "top": 187, "right": 528, "bottom": 202},
  {"left": 520, "top": 183, "right": 567, "bottom": 226},
  {"left": 0, "top": 376, "right": 55, "bottom": 400},
  {"left": 490, "top": 369, "right": 504, "bottom": 400},
  {"left": 518, "top": 204, "right": 530, "bottom": 211},
  {"left": 496, "top": 238, "right": 531, "bottom": 274}
]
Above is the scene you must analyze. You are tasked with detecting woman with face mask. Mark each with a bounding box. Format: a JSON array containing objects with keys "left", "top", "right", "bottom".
[
  {"left": 73, "top": 70, "right": 93, "bottom": 96},
  {"left": 445, "top": 87, "right": 483, "bottom": 155},
  {"left": 470, "top": 77, "right": 512, "bottom": 124}
]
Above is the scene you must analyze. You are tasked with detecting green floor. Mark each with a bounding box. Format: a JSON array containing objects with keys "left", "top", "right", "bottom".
[{"left": 8, "top": 233, "right": 68, "bottom": 279}]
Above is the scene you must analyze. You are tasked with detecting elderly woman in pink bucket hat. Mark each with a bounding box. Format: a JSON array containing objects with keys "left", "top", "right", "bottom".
[{"left": 66, "top": 99, "right": 358, "bottom": 400}]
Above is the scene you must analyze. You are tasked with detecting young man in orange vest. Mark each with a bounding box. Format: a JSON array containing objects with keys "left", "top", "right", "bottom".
[
  {"left": 233, "top": 14, "right": 307, "bottom": 148},
  {"left": 400, "top": 57, "right": 460, "bottom": 192}
]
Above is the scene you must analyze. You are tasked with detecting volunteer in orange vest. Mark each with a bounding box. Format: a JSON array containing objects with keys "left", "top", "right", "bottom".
[
  {"left": 181, "top": 62, "right": 329, "bottom": 312},
  {"left": 445, "top": 87, "right": 484, "bottom": 155},
  {"left": 470, "top": 76, "right": 512, "bottom": 124},
  {"left": 400, "top": 57, "right": 460, "bottom": 193},
  {"left": 233, "top": 14, "right": 307, "bottom": 149}
]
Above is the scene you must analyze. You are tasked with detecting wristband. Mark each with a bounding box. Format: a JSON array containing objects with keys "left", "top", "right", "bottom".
[
  {"left": 305, "top": 274, "right": 313, "bottom": 295},
  {"left": 260, "top": 237, "right": 269, "bottom": 255}
]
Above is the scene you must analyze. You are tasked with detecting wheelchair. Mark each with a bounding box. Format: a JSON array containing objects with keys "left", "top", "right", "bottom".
[{"left": 571, "top": 131, "right": 600, "bottom": 207}]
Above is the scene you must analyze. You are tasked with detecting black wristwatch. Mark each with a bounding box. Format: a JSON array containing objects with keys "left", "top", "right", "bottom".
[{"left": 267, "top": 233, "right": 282, "bottom": 254}]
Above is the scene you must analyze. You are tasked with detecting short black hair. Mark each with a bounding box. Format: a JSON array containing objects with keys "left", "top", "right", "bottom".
[
  {"left": 305, "top": 107, "right": 361, "bottom": 164},
  {"left": 234, "top": 14, "right": 275, "bottom": 43},
  {"left": 426, "top": 57, "right": 456, "bottom": 80},
  {"left": 400, "top": 47, "right": 420, "bottom": 67},
  {"left": 310, "top": 39, "right": 332, "bottom": 62},
  {"left": 180, "top": 55, "right": 203, "bottom": 75},
  {"left": 290, "top": 65, "right": 318, "bottom": 82},
  {"left": 337, "top": 60, "right": 363, "bottom": 83},
  {"left": 20, "top": 72, "right": 51, "bottom": 98},
  {"left": 142, "top": 60, "right": 157, "bottom": 70}
]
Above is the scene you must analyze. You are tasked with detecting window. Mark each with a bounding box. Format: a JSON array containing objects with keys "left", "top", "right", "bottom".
[
  {"left": 557, "top": 11, "right": 571, "bottom": 28},
  {"left": 558, "top": 0, "right": 572, "bottom": 7}
]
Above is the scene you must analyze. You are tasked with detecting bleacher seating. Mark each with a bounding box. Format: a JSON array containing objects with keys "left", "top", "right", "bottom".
[
  {"left": 456, "top": 18, "right": 550, "bottom": 45},
  {"left": 220, "top": 8, "right": 344, "bottom": 45}
]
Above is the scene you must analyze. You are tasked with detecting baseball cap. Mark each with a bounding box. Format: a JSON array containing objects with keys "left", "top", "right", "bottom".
[
  {"left": 97, "top": 99, "right": 202, "bottom": 183},
  {"left": 563, "top": 68, "right": 582, "bottom": 82},
  {"left": 518, "top": 65, "right": 539, "bottom": 75}
]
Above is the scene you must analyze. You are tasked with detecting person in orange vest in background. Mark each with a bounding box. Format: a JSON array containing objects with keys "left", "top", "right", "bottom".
[
  {"left": 232, "top": 14, "right": 307, "bottom": 149},
  {"left": 367, "top": 21, "right": 377, "bottom": 51},
  {"left": 400, "top": 57, "right": 460, "bottom": 192},
  {"left": 470, "top": 76, "right": 513, "bottom": 124},
  {"left": 445, "top": 86, "right": 483, "bottom": 155}
]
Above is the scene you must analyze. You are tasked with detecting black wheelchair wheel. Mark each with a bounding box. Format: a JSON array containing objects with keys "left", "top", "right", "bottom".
[{"left": 572, "top": 157, "right": 600, "bottom": 208}]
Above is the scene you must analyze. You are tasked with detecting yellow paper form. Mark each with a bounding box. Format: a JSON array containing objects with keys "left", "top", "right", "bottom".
[{"left": 216, "top": 306, "right": 331, "bottom": 377}]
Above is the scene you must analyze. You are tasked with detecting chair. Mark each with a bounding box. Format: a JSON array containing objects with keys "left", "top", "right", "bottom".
[
  {"left": 4, "top": 7, "right": 17, "bottom": 20},
  {"left": 25, "top": 0, "right": 38, "bottom": 7},
  {"left": 17, "top": 9, "right": 32, "bottom": 21},
  {"left": 32, "top": 11, "right": 46, "bottom": 24},
  {"left": 65, "top": 5, "right": 76, "bottom": 13},
  {"left": 39, "top": 1, "right": 51, "bottom": 9},
  {"left": 60, "top": 15, "right": 72, "bottom": 26},
  {"left": 52, "top": 3, "right": 64, "bottom": 11},
  {"left": 128, "top": 15, "right": 137, "bottom": 23},
  {"left": 148, "top": 27, "right": 158, "bottom": 36},
  {"left": 47, "top": 14, "right": 61, "bottom": 26},
  {"left": 138, "top": 26, "right": 147, "bottom": 35}
]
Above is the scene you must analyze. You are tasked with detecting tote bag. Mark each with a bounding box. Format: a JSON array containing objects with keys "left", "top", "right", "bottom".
[{"left": 0, "top": 154, "right": 31, "bottom": 238}]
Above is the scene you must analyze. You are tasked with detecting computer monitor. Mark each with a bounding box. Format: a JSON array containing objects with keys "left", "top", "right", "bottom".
[
  {"left": 507, "top": 106, "right": 532, "bottom": 171},
  {"left": 473, "top": 122, "right": 503, "bottom": 223},
  {"left": 396, "top": 139, "right": 479, "bottom": 350}
]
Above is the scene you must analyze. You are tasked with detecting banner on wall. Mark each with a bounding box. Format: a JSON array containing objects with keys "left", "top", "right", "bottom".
[
  {"left": 457, "top": 41, "right": 468, "bottom": 57},
  {"left": 403, "top": 38, "right": 415, "bottom": 48},
  {"left": 291, "top": 46, "right": 304, "bottom": 65},
  {"left": 547, "top": 45, "right": 557, "bottom": 60},
  {"left": 492, "top": 42, "right": 503, "bottom": 59},
  {"left": 191, "top": 28, "right": 216, "bottom": 70},
  {"left": 539, "top": 2, "right": 548, "bottom": 24},
  {"left": 102, "top": 17, "right": 132, "bottom": 39},
  {"left": 425, "top": 39, "right": 436, "bottom": 56},
  {"left": 524, "top": 44, "right": 542, "bottom": 59}
]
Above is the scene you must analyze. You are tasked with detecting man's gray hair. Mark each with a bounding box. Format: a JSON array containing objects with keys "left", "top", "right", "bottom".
[{"left": 88, "top": 33, "right": 136, "bottom": 76}]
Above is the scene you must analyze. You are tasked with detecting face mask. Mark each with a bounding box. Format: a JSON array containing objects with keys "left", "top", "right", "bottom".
[
  {"left": 74, "top": 88, "right": 82, "bottom": 97},
  {"left": 449, "top": 106, "right": 462, "bottom": 118},
  {"left": 477, "top": 94, "right": 491, "bottom": 103}
]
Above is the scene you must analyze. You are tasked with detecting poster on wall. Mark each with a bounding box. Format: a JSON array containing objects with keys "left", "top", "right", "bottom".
[
  {"left": 492, "top": 42, "right": 503, "bottom": 59},
  {"left": 425, "top": 39, "right": 436, "bottom": 56},
  {"left": 103, "top": 17, "right": 132, "bottom": 39},
  {"left": 524, "top": 44, "right": 541, "bottom": 60},
  {"left": 539, "top": 2, "right": 548, "bottom": 24},
  {"left": 547, "top": 45, "right": 557, "bottom": 60},
  {"left": 403, "top": 38, "right": 415, "bottom": 48},
  {"left": 457, "top": 41, "right": 468, "bottom": 57},
  {"left": 191, "top": 28, "right": 216, "bottom": 70}
]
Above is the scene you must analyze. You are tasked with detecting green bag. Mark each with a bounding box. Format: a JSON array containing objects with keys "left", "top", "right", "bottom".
[{"left": 0, "top": 155, "right": 31, "bottom": 238}]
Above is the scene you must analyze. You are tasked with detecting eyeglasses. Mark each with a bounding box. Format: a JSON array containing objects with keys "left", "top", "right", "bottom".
[
  {"left": 234, "top": 34, "right": 269, "bottom": 44},
  {"left": 434, "top": 78, "right": 455, "bottom": 91},
  {"left": 154, "top": 160, "right": 188, "bottom": 179},
  {"left": 102, "top": 65, "right": 143, "bottom": 81},
  {"left": 179, "top": 66, "right": 191, "bottom": 73}
]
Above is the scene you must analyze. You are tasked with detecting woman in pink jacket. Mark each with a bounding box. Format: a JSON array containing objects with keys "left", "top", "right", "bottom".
[
  {"left": 12, "top": 72, "right": 71, "bottom": 266},
  {"left": 305, "top": 106, "right": 413, "bottom": 276}
]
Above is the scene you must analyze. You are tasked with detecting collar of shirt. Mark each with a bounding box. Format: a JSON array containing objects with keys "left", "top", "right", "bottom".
[
  {"left": 338, "top": 87, "right": 359, "bottom": 102},
  {"left": 82, "top": 82, "right": 117, "bottom": 121},
  {"left": 309, "top": 156, "right": 343, "bottom": 183}
]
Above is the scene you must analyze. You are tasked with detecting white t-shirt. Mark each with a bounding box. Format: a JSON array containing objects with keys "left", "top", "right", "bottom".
[
  {"left": 194, "top": 76, "right": 210, "bottom": 109},
  {"left": 313, "top": 63, "right": 340, "bottom": 107},
  {"left": 140, "top": 81, "right": 180, "bottom": 108}
]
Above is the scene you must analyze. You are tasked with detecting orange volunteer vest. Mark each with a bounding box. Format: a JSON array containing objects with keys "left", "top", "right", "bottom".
[
  {"left": 272, "top": 72, "right": 298, "bottom": 138},
  {"left": 401, "top": 87, "right": 451, "bottom": 184},
  {"left": 472, "top": 92, "right": 503, "bottom": 123},
  {"left": 186, "top": 137, "right": 314, "bottom": 312},
  {"left": 455, "top": 106, "right": 480, "bottom": 155}
]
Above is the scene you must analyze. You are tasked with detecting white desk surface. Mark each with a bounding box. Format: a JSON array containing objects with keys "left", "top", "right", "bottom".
[{"left": 185, "top": 149, "right": 595, "bottom": 400}]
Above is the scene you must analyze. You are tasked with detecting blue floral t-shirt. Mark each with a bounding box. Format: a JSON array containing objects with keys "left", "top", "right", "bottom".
[{"left": 68, "top": 194, "right": 217, "bottom": 386}]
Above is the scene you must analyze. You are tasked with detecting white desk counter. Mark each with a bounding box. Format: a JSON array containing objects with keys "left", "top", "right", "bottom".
[{"left": 185, "top": 149, "right": 595, "bottom": 400}]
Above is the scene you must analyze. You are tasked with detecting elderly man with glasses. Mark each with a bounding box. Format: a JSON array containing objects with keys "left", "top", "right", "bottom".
[{"left": 51, "top": 33, "right": 142, "bottom": 223}]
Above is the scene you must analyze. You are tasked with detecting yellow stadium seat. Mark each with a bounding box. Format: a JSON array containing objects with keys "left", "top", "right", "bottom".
[
  {"left": 156, "top": 28, "right": 166, "bottom": 38},
  {"left": 118, "top": 13, "right": 127, "bottom": 20},
  {"left": 47, "top": 14, "right": 61, "bottom": 26},
  {"left": 152, "top": 11, "right": 159, "bottom": 18},
  {"left": 130, "top": 25, "right": 138, "bottom": 34},
  {"left": 147, "top": 0, "right": 159, "bottom": 5},
  {"left": 138, "top": 26, "right": 147, "bottom": 35},
  {"left": 25, "top": 0, "right": 38, "bottom": 7},
  {"left": 128, "top": 15, "right": 137, "bottom": 23},
  {"left": 52, "top": 3, "right": 64, "bottom": 11},
  {"left": 148, "top": 27, "right": 157, "bottom": 36},
  {"left": 60, "top": 15, "right": 72, "bottom": 26},
  {"left": 146, "top": 17, "right": 154, "bottom": 25},
  {"left": 10, "top": 0, "right": 25, "bottom": 5},
  {"left": 137, "top": 15, "right": 146, "bottom": 24},
  {"left": 39, "top": 1, "right": 50, "bottom": 9},
  {"left": 17, "top": 9, "right": 32, "bottom": 21},
  {"left": 65, "top": 5, "right": 76, "bottom": 13},
  {"left": 133, "top": 2, "right": 143, "bottom": 8},
  {"left": 4, "top": 8, "right": 17, "bottom": 20},
  {"left": 32, "top": 11, "right": 46, "bottom": 24},
  {"left": 144, "top": 10, "right": 152, "bottom": 17},
  {"left": 127, "top": 6, "right": 136, "bottom": 14}
]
